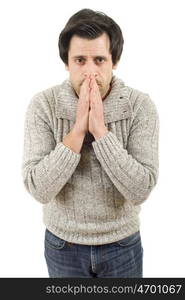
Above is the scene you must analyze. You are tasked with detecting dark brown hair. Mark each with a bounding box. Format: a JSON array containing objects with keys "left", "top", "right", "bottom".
[{"left": 58, "top": 9, "right": 124, "bottom": 65}]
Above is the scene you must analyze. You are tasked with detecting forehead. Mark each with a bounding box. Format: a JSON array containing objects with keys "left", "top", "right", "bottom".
[{"left": 68, "top": 33, "right": 111, "bottom": 56}]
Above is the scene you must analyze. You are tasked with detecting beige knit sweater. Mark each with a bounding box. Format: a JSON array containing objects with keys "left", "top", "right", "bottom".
[{"left": 22, "top": 76, "right": 159, "bottom": 245}]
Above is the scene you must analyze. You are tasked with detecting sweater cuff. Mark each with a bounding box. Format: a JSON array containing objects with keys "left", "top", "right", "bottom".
[
  {"left": 92, "top": 131, "right": 127, "bottom": 165},
  {"left": 48, "top": 142, "right": 81, "bottom": 183}
]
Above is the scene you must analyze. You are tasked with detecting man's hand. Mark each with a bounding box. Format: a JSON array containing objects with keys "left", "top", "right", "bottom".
[
  {"left": 73, "top": 76, "right": 91, "bottom": 136},
  {"left": 88, "top": 75, "right": 108, "bottom": 139}
]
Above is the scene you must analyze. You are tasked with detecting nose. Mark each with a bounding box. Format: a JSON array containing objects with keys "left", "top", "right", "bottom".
[{"left": 83, "top": 61, "right": 98, "bottom": 79}]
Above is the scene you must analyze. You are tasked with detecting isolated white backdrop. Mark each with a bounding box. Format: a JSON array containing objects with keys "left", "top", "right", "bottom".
[{"left": 0, "top": 0, "right": 185, "bottom": 277}]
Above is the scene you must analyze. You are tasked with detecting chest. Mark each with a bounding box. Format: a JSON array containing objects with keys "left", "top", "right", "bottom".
[{"left": 53, "top": 117, "right": 131, "bottom": 152}]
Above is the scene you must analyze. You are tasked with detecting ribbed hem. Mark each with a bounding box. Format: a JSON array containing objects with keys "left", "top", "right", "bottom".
[{"left": 43, "top": 211, "right": 140, "bottom": 245}]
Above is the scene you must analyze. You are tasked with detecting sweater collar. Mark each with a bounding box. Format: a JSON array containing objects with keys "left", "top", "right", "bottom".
[{"left": 55, "top": 75, "right": 132, "bottom": 124}]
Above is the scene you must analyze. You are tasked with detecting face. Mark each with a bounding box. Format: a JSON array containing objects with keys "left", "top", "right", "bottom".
[{"left": 65, "top": 33, "right": 118, "bottom": 99}]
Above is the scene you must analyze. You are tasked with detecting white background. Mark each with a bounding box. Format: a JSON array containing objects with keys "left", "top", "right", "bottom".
[{"left": 0, "top": 0, "right": 185, "bottom": 277}]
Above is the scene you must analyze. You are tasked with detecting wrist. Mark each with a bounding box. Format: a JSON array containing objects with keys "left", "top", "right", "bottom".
[
  {"left": 72, "top": 125, "right": 86, "bottom": 139},
  {"left": 93, "top": 127, "right": 109, "bottom": 140}
]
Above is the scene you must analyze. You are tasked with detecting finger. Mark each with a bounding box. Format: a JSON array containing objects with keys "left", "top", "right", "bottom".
[
  {"left": 90, "top": 76, "right": 102, "bottom": 105},
  {"left": 91, "top": 77, "right": 101, "bottom": 102},
  {"left": 89, "top": 74, "right": 94, "bottom": 90},
  {"left": 80, "top": 76, "right": 89, "bottom": 94},
  {"left": 91, "top": 74, "right": 98, "bottom": 87},
  {"left": 79, "top": 77, "right": 90, "bottom": 105},
  {"left": 84, "top": 77, "right": 91, "bottom": 101},
  {"left": 89, "top": 84, "right": 97, "bottom": 108},
  {"left": 81, "top": 76, "right": 89, "bottom": 90},
  {"left": 85, "top": 76, "right": 91, "bottom": 92}
]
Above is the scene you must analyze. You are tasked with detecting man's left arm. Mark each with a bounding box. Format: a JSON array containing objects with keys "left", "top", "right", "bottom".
[{"left": 92, "top": 96, "right": 159, "bottom": 206}]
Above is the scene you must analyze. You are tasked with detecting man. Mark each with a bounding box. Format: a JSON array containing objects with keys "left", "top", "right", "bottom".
[{"left": 22, "top": 9, "right": 159, "bottom": 278}]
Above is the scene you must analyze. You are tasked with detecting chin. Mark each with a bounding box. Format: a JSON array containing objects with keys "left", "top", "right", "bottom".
[
  {"left": 100, "top": 88, "right": 105, "bottom": 97},
  {"left": 73, "top": 87, "right": 80, "bottom": 97}
]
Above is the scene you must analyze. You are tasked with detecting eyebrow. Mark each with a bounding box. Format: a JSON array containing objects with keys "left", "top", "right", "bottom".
[{"left": 72, "top": 55, "right": 107, "bottom": 59}]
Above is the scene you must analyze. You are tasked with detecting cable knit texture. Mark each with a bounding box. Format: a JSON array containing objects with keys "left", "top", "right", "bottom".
[{"left": 22, "top": 76, "right": 159, "bottom": 245}]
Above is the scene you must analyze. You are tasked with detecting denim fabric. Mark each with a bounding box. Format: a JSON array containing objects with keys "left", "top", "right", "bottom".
[{"left": 44, "top": 228, "right": 143, "bottom": 278}]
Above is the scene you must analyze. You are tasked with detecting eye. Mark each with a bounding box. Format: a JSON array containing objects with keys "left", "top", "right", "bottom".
[
  {"left": 75, "top": 58, "right": 85, "bottom": 65},
  {"left": 95, "top": 57, "right": 105, "bottom": 64}
]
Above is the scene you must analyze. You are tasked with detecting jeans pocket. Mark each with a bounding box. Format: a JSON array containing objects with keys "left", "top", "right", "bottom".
[
  {"left": 45, "top": 228, "right": 66, "bottom": 250},
  {"left": 116, "top": 231, "right": 141, "bottom": 247}
]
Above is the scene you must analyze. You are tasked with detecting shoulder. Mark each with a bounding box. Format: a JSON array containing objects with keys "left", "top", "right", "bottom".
[
  {"left": 26, "top": 81, "right": 68, "bottom": 118},
  {"left": 114, "top": 76, "right": 158, "bottom": 118},
  {"left": 125, "top": 84, "right": 159, "bottom": 119},
  {"left": 29, "top": 83, "right": 62, "bottom": 110}
]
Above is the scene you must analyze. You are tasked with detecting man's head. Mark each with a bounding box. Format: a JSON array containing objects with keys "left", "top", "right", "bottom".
[{"left": 58, "top": 9, "right": 124, "bottom": 98}]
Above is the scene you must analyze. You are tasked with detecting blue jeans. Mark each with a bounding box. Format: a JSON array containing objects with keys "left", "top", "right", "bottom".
[{"left": 44, "top": 229, "right": 143, "bottom": 278}]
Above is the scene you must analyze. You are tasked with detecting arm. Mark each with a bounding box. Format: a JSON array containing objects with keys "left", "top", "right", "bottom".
[
  {"left": 62, "top": 126, "right": 85, "bottom": 154},
  {"left": 22, "top": 94, "right": 81, "bottom": 204},
  {"left": 92, "top": 95, "right": 159, "bottom": 205}
]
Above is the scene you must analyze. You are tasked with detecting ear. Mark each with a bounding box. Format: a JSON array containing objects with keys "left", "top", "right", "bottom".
[
  {"left": 65, "top": 64, "right": 69, "bottom": 71},
  {"left": 112, "top": 62, "right": 119, "bottom": 70}
]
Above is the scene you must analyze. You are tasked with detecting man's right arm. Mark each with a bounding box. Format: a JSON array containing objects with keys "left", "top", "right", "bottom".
[
  {"left": 22, "top": 77, "right": 90, "bottom": 204},
  {"left": 22, "top": 95, "right": 82, "bottom": 204},
  {"left": 62, "top": 125, "right": 85, "bottom": 154}
]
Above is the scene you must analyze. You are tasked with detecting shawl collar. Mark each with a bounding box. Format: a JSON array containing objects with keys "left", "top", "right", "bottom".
[{"left": 55, "top": 76, "right": 132, "bottom": 124}]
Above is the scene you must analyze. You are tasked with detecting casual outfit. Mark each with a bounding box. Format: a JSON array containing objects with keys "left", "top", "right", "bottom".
[
  {"left": 44, "top": 228, "right": 143, "bottom": 278},
  {"left": 22, "top": 75, "right": 159, "bottom": 277}
]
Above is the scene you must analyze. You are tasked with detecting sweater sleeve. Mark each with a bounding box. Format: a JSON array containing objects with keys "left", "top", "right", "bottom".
[
  {"left": 92, "top": 95, "right": 159, "bottom": 205},
  {"left": 21, "top": 94, "right": 81, "bottom": 204}
]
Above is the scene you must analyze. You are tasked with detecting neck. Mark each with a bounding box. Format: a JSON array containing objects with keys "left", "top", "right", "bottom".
[{"left": 102, "top": 82, "right": 112, "bottom": 100}]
